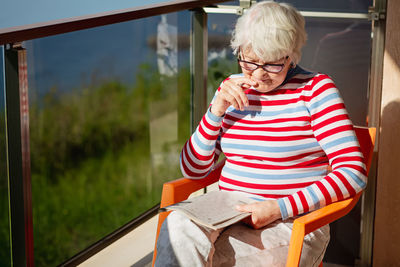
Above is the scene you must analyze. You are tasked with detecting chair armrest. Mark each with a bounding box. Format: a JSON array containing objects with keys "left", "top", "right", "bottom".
[
  {"left": 152, "top": 159, "right": 225, "bottom": 266},
  {"left": 286, "top": 192, "right": 362, "bottom": 267},
  {"left": 159, "top": 159, "right": 225, "bottom": 208}
]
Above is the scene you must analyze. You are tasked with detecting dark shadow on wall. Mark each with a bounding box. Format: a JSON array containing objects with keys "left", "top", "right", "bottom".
[{"left": 311, "top": 22, "right": 371, "bottom": 127}]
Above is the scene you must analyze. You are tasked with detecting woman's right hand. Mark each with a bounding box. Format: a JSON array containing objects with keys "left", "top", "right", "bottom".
[{"left": 210, "top": 77, "right": 258, "bottom": 117}]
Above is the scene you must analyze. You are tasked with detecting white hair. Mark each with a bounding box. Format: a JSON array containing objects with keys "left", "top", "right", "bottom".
[{"left": 231, "top": 1, "right": 307, "bottom": 64}]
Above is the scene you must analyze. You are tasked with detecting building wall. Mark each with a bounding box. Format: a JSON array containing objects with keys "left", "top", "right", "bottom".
[{"left": 373, "top": 0, "right": 400, "bottom": 265}]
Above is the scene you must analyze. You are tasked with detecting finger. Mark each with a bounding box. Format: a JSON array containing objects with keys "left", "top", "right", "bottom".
[
  {"left": 242, "top": 216, "right": 254, "bottom": 228},
  {"left": 233, "top": 77, "right": 258, "bottom": 88},
  {"left": 235, "top": 203, "right": 253, "bottom": 212},
  {"left": 232, "top": 85, "right": 249, "bottom": 109},
  {"left": 222, "top": 85, "right": 247, "bottom": 110},
  {"left": 228, "top": 82, "right": 250, "bottom": 108},
  {"left": 223, "top": 90, "right": 244, "bottom": 110}
]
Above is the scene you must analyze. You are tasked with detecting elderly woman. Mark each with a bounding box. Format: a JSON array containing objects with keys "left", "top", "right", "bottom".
[{"left": 155, "top": 1, "right": 366, "bottom": 266}]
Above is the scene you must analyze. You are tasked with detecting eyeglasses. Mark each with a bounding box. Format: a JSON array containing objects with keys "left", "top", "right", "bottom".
[{"left": 237, "top": 50, "right": 289, "bottom": 74}]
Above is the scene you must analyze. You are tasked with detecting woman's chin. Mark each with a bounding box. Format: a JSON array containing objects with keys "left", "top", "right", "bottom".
[{"left": 254, "top": 85, "right": 276, "bottom": 93}]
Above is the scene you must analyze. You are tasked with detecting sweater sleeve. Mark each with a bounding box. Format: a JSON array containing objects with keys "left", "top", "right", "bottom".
[
  {"left": 277, "top": 74, "right": 367, "bottom": 220},
  {"left": 180, "top": 91, "right": 224, "bottom": 179}
]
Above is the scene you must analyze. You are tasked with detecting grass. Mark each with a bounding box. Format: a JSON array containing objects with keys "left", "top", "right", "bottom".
[{"left": 32, "top": 141, "right": 181, "bottom": 266}]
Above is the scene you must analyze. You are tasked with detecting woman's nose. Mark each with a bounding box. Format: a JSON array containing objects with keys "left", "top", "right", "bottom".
[{"left": 253, "top": 67, "right": 269, "bottom": 79}]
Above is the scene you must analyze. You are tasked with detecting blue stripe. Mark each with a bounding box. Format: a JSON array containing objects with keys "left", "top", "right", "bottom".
[
  {"left": 306, "top": 187, "right": 320, "bottom": 209},
  {"left": 207, "top": 107, "right": 224, "bottom": 123},
  {"left": 322, "top": 136, "right": 357, "bottom": 150},
  {"left": 277, "top": 198, "right": 289, "bottom": 220},
  {"left": 221, "top": 141, "right": 320, "bottom": 153},
  {"left": 223, "top": 166, "right": 326, "bottom": 180},
  {"left": 193, "top": 132, "right": 215, "bottom": 151},
  {"left": 342, "top": 168, "right": 366, "bottom": 189},
  {"left": 228, "top": 105, "right": 309, "bottom": 117},
  {"left": 309, "top": 92, "right": 340, "bottom": 111}
]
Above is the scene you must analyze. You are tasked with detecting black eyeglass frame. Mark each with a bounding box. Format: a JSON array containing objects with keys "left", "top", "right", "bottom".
[{"left": 237, "top": 49, "right": 290, "bottom": 74}]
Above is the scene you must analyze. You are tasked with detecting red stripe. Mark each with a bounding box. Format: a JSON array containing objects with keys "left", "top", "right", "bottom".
[
  {"left": 327, "top": 147, "right": 360, "bottom": 160},
  {"left": 224, "top": 114, "right": 310, "bottom": 125},
  {"left": 187, "top": 139, "right": 214, "bottom": 161},
  {"left": 325, "top": 176, "right": 343, "bottom": 200},
  {"left": 314, "top": 125, "right": 354, "bottom": 141},
  {"left": 202, "top": 115, "right": 220, "bottom": 132},
  {"left": 292, "top": 157, "right": 329, "bottom": 168},
  {"left": 198, "top": 124, "right": 218, "bottom": 141},
  {"left": 332, "top": 156, "right": 363, "bottom": 163},
  {"left": 221, "top": 133, "right": 311, "bottom": 142},
  {"left": 312, "top": 114, "right": 350, "bottom": 131},
  {"left": 316, "top": 181, "right": 332, "bottom": 205},
  {"left": 312, "top": 74, "right": 332, "bottom": 85},
  {"left": 222, "top": 123, "right": 312, "bottom": 132},
  {"left": 180, "top": 158, "right": 207, "bottom": 178},
  {"left": 288, "top": 195, "right": 298, "bottom": 216},
  {"left": 219, "top": 186, "right": 290, "bottom": 199},
  {"left": 303, "top": 82, "right": 336, "bottom": 102},
  {"left": 298, "top": 191, "right": 309, "bottom": 213},
  {"left": 248, "top": 97, "right": 301, "bottom": 106},
  {"left": 224, "top": 150, "right": 324, "bottom": 163},
  {"left": 334, "top": 171, "right": 356, "bottom": 197},
  {"left": 311, "top": 103, "right": 346, "bottom": 121},
  {"left": 220, "top": 176, "right": 314, "bottom": 190},
  {"left": 182, "top": 145, "right": 213, "bottom": 171},
  {"left": 227, "top": 158, "right": 327, "bottom": 170},
  {"left": 333, "top": 164, "right": 366, "bottom": 175}
]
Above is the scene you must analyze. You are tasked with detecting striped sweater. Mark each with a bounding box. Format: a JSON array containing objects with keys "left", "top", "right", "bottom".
[{"left": 180, "top": 66, "right": 367, "bottom": 220}]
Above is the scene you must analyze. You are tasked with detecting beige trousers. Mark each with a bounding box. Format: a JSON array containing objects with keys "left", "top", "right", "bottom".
[{"left": 155, "top": 211, "right": 330, "bottom": 267}]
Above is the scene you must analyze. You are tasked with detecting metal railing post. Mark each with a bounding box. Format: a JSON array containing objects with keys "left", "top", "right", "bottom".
[
  {"left": 4, "top": 43, "right": 34, "bottom": 267},
  {"left": 190, "top": 9, "right": 208, "bottom": 132},
  {"left": 359, "top": 1, "right": 387, "bottom": 266}
]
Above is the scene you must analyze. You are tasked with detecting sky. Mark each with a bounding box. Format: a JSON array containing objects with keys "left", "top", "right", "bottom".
[{"left": 0, "top": 0, "right": 175, "bottom": 30}]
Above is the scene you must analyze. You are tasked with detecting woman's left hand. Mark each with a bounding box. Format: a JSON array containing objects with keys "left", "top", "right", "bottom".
[{"left": 236, "top": 200, "right": 282, "bottom": 229}]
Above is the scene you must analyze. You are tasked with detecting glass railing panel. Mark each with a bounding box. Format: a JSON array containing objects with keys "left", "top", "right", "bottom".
[
  {"left": 26, "top": 10, "right": 191, "bottom": 266},
  {"left": 301, "top": 18, "right": 372, "bottom": 126},
  {"left": 0, "top": 45, "right": 12, "bottom": 267},
  {"left": 207, "top": 13, "right": 238, "bottom": 104},
  {"left": 207, "top": 14, "right": 371, "bottom": 126},
  {"left": 274, "top": 0, "right": 372, "bottom": 13}
]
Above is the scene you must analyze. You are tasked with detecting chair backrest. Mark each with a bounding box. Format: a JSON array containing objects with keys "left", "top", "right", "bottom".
[
  {"left": 286, "top": 126, "right": 376, "bottom": 267},
  {"left": 353, "top": 126, "right": 376, "bottom": 174}
]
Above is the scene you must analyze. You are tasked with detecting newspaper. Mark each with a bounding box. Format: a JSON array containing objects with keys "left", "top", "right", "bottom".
[{"left": 160, "top": 190, "right": 254, "bottom": 230}]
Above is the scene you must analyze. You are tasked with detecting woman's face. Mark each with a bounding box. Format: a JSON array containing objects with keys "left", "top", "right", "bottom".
[{"left": 240, "top": 49, "right": 292, "bottom": 93}]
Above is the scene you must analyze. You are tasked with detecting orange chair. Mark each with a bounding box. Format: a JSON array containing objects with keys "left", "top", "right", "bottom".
[{"left": 152, "top": 126, "right": 376, "bottom": 267}]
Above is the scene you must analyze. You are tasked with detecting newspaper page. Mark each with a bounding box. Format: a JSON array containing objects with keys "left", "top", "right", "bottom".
[{"left": 161, "top": 191, "right": 255, "bottom": 230}]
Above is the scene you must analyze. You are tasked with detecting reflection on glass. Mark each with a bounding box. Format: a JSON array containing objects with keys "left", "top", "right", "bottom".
[
  {"left": 0, "top": 46, "right": 12, "bottom": 267},
  {"left": 207, "top": 13, "right": 371, "bottom": 126},
  {"left": 301, "top": 18, "right": 371, "bottom": 126},
  {"left": 207, "top": 13, "right": 238, "bottom": 103},
  {"left": 26, "top": 11, "right": 190, "bottom": 266}
]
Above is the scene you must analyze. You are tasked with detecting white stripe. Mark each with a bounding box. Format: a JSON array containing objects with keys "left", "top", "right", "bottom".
[
  {"left": 293, "top": 194, "right": 304, "bottom": 214},
  {"left": 218, "top": 180, "right": 300, "bottom": 196},
  {"left": 329, "top": 172, "right": 350, "bottom": 198},
  {"left": 186, "top": 140, "right": 214, "bottom": 165},
  {"left": 181, "top": 150, "right": 210, "bottom": 175},
  {"left": 320, "top": 179, "right": 338, "bottom": 203}
]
